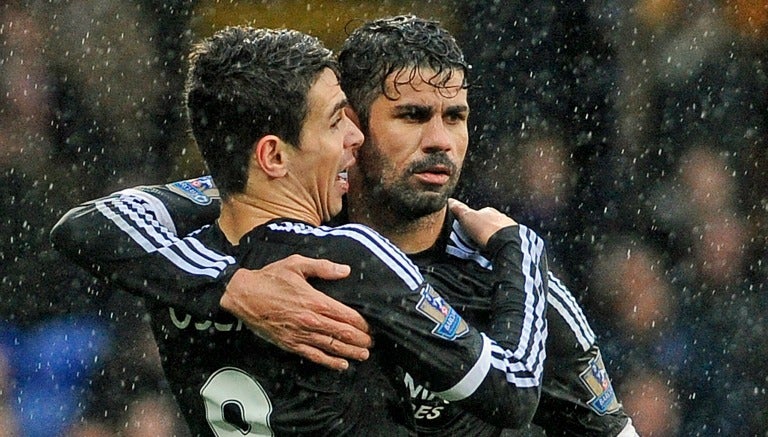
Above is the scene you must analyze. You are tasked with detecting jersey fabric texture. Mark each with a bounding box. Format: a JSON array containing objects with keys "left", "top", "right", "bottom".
[
  {"left": 51, "top": 176, "right": 633, "bottom": 435},
  {"left": 406, "top": 211, "right": 633, "bottom": 436},
  {"left": 52, "top": 180, "right": 237, "bottom": 319},
  {"left": 52, "top": 177, "right": 548, "bottom": 435}
]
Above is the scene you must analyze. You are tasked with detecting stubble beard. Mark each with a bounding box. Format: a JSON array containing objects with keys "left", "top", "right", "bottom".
[{"left": 357, "top": 141, "right": 460, "bottom": 223}]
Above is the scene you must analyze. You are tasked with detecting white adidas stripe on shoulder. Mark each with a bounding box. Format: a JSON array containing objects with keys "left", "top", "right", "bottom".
[
  {"left": 266, "top": 221, "right": 424, "bottom": 291},
  {"left": 110, "top": 195, "right": 234, "bottom": 270},
  {"left": 95, "top": 191, "right": 235, "bottom": 278},
  {"left": 547, "top": 272, "right": 596, "bottom": 350},
  {"left": 117, "top": 188, "right": 178, "bottom": 234}
]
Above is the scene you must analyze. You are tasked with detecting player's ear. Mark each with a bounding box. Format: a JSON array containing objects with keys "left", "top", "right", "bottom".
[
  {"left": 254, "top": 135, "right": 289, "bottom": 178},
  {"left": 345, "top": 107, "right": 362, "bottom": 129}
]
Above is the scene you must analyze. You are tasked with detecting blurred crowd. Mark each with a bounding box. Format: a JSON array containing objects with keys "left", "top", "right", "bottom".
[{"left": 1, "top": 0, "right": 766, "bottom": 435}]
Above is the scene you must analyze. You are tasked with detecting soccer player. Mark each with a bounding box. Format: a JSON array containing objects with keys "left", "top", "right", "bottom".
[
  {"left": 338, "top": 18, "right": 635, "bottom": 436},
  {"left": 54, "top": 24, "right": 548, "bottom": 435},
  {"left": 53, "top": 16, "right": 637, "bottom": 436}
]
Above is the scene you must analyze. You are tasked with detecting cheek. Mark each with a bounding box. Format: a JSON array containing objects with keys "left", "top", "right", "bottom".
[{"left": 454, "top": 132, "right": 469, "bottom": 159}]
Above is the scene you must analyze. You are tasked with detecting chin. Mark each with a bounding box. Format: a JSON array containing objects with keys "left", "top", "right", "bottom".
[{"left": 328, "top": 204, "right": 343, "bottom": 220}]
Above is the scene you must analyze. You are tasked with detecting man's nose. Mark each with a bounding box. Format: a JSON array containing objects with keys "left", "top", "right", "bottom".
[
  {"left": 421, "top": 117, "right": 452, "bottom": 153},
  {"left": 345, "top": 119, "right": 364, "bottom": 151}
]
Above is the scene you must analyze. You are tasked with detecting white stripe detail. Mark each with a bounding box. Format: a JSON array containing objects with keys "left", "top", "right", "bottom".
[
  {"left": 616, "top": 418, "right": 639, "bottom": 437},
  {"left": 110, "top": 197, "right": 234, "bottom": 271},
  {"left": 95, "top": 194, "right": 235, "bottom": 278},
  {"left": 547, "top": 272, "right": 596, "bottom": 350},
  {"left": 266, "top": 222, "right": 423, "bottom": 290},
  {"left": 435, "top": 333, "right": 494, "bottom": 401},
  {"left": 444, "top": 222, "right": 548, "bottom": 388},
  {"left": 488, "top": 343, "right": 541, "bottom": 388},
  {"left": 512, "top": 225, "right": 546, "bottom": 385},
  {"left": 446, "top": 220, "right": 493, "bottom": 269},
  {"left": 117, "top": 188, "right": 178, "bottom": 235}
]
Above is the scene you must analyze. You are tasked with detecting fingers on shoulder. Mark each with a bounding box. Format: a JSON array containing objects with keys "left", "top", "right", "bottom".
[
  {"left": 448, "top": 198, "right": 473, "bottom": 216},
  {"left": 283, "top": 254, "right": 350, "bottom": 279}
]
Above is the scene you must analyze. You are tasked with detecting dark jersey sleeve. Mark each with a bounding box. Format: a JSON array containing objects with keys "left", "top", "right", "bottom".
[
  {"left": 533, "top": 272, "right": 635, "bottom": 435},
  {"left": 50, "top": 176, "right": 235, "bottom": 318},
  {"left": 483, "top": 225, "right": 549, "bottom": 386},
  {"left": 481, "top": 226, "right": 634, "bottom": 435},
  {"left": 259, "top": 221, "right": 548, "bottom": 429}
]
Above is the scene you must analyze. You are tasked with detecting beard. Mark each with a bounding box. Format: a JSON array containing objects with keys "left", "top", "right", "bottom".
[{"left": 357, "top": 140, "right": 461, "bottom": 221}]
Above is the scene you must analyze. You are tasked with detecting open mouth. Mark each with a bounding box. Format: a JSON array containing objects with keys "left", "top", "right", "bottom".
[{"left": 336, "top": 169, "right": 349, "bottom": 193}]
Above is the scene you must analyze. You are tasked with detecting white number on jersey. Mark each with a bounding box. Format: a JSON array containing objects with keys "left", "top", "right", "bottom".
[{"left": 200, "top": 367, "right": 274, "bottom": 436}]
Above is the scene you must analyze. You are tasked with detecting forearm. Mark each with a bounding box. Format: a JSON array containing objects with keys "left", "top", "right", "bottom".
[
  {"left": 436, "top": 332, "right": 541, "bottom": 429},
  {"left": 51, "top": 187, "right": 235, "bottom": 318},
  {"left": 435, "top": 203, "right": 548, "bottom": 427},
  {"left": 481, "top": 224, "right": 549, "bottom": 385}
]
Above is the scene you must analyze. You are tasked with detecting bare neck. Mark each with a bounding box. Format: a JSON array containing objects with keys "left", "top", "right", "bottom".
[{"left": 218, "top": 190, "right": 321, "bottom": 245}]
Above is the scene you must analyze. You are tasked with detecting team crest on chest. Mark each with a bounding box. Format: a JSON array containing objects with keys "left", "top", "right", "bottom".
[
  {"left": 167, "top": 176, "right": 219, "bottom": 205},
  {"left": 579, "top": 350, "right": 621, "bottom": 415},
  {"left": 416, "top": 284, "right": 469, "bottom": 340}
]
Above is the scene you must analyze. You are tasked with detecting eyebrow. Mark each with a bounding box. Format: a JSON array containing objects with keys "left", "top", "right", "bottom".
[
  {"left": 328, "top": 98, "right": 349, "bottom": 119},
  {"left": 392, "top": 103, "right": 469, "bottom": 114},
  {"left": 445, "top": 104, "right": 469, "bottom": 114},
  {"left": 393, "top": 103, "right": 431, "bottom": 113}
]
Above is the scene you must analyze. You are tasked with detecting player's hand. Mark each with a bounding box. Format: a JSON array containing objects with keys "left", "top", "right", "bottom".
[
  {"left": 448, "top": 198, "right": 518, "bottom": 248},
  {"left": 220, "top": 255, "right": 372, "bottom": 371}
]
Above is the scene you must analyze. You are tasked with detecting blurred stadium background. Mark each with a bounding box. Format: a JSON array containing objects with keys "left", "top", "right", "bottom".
[{"left": 0, "top": 1, "right": 766, "bottom": 435}]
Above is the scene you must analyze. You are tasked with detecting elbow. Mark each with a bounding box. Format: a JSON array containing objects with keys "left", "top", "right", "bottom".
[
  {"left": 50, "top": 207, "right": 89, "bottom": 260},
  {"left": 50, "top": 211, "right": 74, "bottom": 253},
  {"left": 506, "top": 390, "right": 539, "bottom": 429},
  {"left": 486, "top": 387, "right": 540, "bottom": 430}
]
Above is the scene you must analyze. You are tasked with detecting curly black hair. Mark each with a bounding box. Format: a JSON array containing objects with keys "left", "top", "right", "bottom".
[{"left": 338, "top": 15, "right": 470, "bottom": 131}]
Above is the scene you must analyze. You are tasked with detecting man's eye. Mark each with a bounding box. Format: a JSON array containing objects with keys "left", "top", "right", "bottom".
[
  {"left": 445, "top": 111, "right": 467, "bottom": 123},
  {"left": 398, "top": 110, "right": 428, "bottom": 122}
]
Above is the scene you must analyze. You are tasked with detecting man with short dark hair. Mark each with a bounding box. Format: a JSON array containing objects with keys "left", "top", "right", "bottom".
[
  {"left": 54, "top": 23, "right": 548, "bottom": 435},
  {"left": 338, "top": 16, "right": 635, "bottom": 436},
  {"left": 53, "top": 16, "right": 636, "bottom": 436}
]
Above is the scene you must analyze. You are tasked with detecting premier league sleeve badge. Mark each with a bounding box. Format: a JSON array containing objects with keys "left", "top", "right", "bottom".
[{"left": 415, "top": 284, "right": 469, "bottom": 341}]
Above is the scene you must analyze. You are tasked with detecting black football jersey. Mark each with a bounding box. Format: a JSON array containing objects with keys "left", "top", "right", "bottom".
[
  {"left": 403, "top": 213, "right": 634, "bottom": 436},
  {"left": 53, "top": 178, "right": 549, "bottom": 435},
  {"left": 52, "top": 176, "right": 634, "bottom": 435}
]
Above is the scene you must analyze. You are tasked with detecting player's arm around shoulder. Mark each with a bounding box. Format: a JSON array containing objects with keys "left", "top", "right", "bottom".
[
  {"left": 50, "top": 177, "right": 238, "bottom": 317},
  {"left": 50, "top": 176, "right": 222, "bottom": 265},
  {"left": 327, "top": 221, "right": 542, "bottom": 429},
  {"left": 448, "top": 199, "right": 549, "bottom": 423},
  {"left": 51, "top": 180, "right": 372, "bottom": 371}
]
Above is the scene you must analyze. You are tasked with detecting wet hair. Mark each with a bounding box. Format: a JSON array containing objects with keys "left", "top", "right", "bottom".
[
  {"left": 338, "top": 15, "right": 470, "bottom": 130},
  {"left": 185, "top": 26, "right": 337, "bottom": 197}
]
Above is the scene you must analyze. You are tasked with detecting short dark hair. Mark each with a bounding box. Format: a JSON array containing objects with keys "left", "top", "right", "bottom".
[
  {"left": 185, "top": 26, "right": 337, "bottom": 197},
  {"left": 338, "top": 15, "right": 469, "bottom": 130}
]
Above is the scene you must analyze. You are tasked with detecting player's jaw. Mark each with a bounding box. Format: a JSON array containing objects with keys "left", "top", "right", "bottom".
[{"left": 357, "top": 141, "right": 461, "bottom": 221}]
